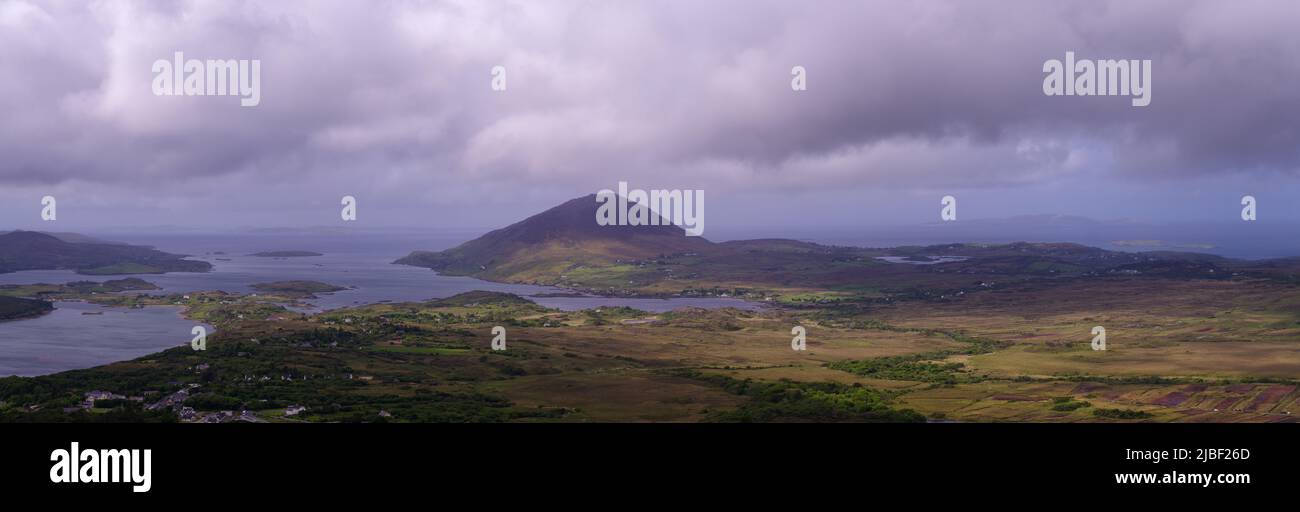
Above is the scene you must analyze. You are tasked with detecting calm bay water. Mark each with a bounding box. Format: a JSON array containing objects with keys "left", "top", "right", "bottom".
[
  {"left": 0, "top": 302, "right": 212, "bottom": 377},
  {"left": 0, "top": 231, "right": 756, "bottom": 376}
]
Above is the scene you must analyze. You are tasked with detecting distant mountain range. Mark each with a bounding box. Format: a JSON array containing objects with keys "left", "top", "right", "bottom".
[
  {"left": 0, "top": 231, "right": 124, "bottom": 245},
  {"left": 0, "top": 231, "right": 211, "bottom": 275},
  {"left": 396, "top": 195, "right": 1300, "bottom": 294}
]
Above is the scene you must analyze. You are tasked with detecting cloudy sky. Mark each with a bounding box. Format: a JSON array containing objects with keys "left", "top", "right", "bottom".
[{"left": 2, "top": 0, "right": 1300, "bottom": 234}]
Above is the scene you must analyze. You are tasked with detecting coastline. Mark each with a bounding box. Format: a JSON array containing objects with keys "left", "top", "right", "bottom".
[
  {"left": 0, "top": 305, "right": 56, "bottom": 324},
  {"left": 0, "top": 302, "right": 203, "bottom": 378}
]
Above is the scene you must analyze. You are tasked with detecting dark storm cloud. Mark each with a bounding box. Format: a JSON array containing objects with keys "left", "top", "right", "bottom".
[{"left": 1, "top": 0, "right": 1299, "bottom": 203}]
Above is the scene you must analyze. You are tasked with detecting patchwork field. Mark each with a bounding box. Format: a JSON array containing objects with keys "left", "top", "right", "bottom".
[
  {"left": 845, "top": 277, "right": 1300, "bottom": 422},
  {"left": 3, "top": 269, "right": 1298, "bottom": 423}
]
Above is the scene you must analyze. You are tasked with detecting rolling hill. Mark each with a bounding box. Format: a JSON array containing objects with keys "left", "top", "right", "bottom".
[
  {"left": 0, "top": 231, "right": 211, "bottom": 275},
  {"left": 395, "top": 194, "right": 714, "bottom": 282}
]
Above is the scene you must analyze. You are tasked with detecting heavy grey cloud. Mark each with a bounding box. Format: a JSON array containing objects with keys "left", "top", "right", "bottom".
[{"left": 1, "top": 0, "right": 1299, "bottom": 225}]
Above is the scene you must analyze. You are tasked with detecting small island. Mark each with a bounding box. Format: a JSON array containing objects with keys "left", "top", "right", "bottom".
[
  {"left": 64, "top": 278, "right": 160, "bottom": 293},
  {"left": 0, "top": 278, "right": 162, "bottom": 305},
  {"left": 250, "top": 280, "right": 346, "bottom": 298},
  {"left": 248, "top": 251, "right": 324, "bottom": 258}
]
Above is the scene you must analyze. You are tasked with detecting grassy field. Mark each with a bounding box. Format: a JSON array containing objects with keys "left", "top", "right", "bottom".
[
  {"left": 838, "top": 277, "right": 1300, "bottom": 422},
  {"left": 2, "top": 270, "right": 1298, "bottom": 423}
]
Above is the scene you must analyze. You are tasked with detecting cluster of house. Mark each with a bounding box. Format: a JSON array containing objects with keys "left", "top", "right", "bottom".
[
  {"left": 71, "top": 368, "right": 395, "bottom": 422},
  {"left": 144, "top": 385, "right": 196, "bottom": 412},
  {"left": 65, "top": 390, "right": 144, "bottom": 412},
  {"left": 191, "top": 410, "right": 264, "bottom": 423},
  {"left": 135, "top": 384, "right": 269, "bottom": 423},
  {"left": 280, "top": 405, "right": 392, "bottom": 420},
  {"left": 60, "top": 388, "right": 403, "bottom": 422},
  {"left": 232, "top": 373, "right": 363, "bottom": 382}
]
